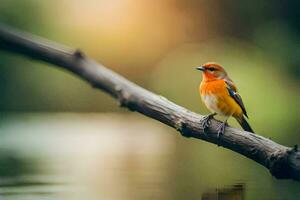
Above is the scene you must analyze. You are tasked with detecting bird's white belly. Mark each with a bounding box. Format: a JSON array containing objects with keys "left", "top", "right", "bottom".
[{"left": 202, "top": 94, "right": 226, "bottom": 116}]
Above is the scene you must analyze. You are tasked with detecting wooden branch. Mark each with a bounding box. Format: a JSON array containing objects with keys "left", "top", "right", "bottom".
[{"left": 0, "top": 24, "right": 299, "bottom": 181}]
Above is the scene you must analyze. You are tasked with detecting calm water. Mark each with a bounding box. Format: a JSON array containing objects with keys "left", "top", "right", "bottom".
[{"left": 0, "top": 113, "right": 299, "bottom": 200}]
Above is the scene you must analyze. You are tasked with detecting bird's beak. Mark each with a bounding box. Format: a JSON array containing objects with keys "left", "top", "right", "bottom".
[{"left": 196, "top": 66, "right": 205, "bottom": 71}]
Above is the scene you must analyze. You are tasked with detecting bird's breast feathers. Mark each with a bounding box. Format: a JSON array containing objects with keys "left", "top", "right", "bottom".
[
  {"left": 200, "top": 79, "right": 242, "bottom": 116},
  {"left": 200, "top": 79, "right": 228, "bottom": 96},
  {"left": 201, "top": 94, "right": 225, "bottom": 115}
]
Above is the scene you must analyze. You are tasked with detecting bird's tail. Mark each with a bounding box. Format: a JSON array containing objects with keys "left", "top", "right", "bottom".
[{"left": 236, "top": 116, "right": 254, "bottom": 133}]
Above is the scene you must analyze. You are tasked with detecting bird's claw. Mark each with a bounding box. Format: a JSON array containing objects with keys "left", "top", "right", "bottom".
[
  {"left": 217, "top": 122, "right": 227, "bottom": 138},
  {"left": 201, "top": 116, "right": 210, "bottom": 130},
  {"left": 200, "top": 114, "right": 215, "bottom": 131}
]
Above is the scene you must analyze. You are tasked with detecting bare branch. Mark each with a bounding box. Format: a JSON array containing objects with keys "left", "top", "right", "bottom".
[{"left": 0, "top": 24, "right": 299, "bottom": 181}]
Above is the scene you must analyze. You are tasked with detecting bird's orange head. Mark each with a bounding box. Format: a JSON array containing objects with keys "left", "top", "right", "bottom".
[{"left": 196, "top": 62, "right": 227, "bottom": 81}]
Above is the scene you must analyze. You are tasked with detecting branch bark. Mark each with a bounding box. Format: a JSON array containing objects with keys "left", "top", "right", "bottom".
[{"left": 0, "top": 24, "right": 299, "bottom": 181}]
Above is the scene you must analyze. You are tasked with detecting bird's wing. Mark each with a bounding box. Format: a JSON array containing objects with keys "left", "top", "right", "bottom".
[{"left": 225, "top": 79, "right": 248, "bottom": 118}]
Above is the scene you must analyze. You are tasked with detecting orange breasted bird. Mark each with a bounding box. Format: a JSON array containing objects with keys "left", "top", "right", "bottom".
[{"left": 196, "top": 62, "right": 254, "bottom": 136}]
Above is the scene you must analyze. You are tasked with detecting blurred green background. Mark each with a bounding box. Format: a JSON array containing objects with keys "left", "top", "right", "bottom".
[{"left": 0, "top": 0, "right": 299, "bottom": 199}]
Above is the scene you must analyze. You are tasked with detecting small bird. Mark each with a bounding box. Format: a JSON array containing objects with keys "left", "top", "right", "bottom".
[{"left": 196, "top": 62, "right": 254, "bottom": 136}]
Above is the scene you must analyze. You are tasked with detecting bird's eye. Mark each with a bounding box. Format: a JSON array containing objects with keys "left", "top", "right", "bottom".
[{"left": 208, "top": 68, "right": 216, "bottom": 71}]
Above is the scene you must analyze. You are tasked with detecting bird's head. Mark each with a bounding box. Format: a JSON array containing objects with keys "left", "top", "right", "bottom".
[{"left": 196, "top": 62, "right": 227, "bottom": 81}]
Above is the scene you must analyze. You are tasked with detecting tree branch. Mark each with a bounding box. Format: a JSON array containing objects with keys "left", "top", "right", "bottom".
[{"left": 0, "top": 24, "right": 299, "bottom": 181}]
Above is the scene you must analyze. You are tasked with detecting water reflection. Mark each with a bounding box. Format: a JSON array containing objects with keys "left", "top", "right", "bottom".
[
  {"left": 0, "top": 113, "right": 176, "bottom": 200},
  {"left": 202, "top": 184, "right": 244, "bottom": 200},
  {"left": 0, "top": 151, "right": 37, "bottom": 177},
  {"left": 0, "top": 113, "right": 299, "bottom": 200},
  {"left": 0, "top": 151, "right": 72, "bottom": 199}
]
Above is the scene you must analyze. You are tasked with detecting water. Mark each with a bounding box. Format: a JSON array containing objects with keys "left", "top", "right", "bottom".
[{"left": 0, "top": 113, "right": 299, "bottom": 200}]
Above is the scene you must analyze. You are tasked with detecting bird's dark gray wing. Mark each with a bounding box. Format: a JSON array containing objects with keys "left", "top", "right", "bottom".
[{"left": 225, "top": 80, "right": 248, "bottom": 118}]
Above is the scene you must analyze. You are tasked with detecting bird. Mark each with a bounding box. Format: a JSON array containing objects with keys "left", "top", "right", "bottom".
[{"left": 196, "top": 62, "right": 254, "bottom": 136}]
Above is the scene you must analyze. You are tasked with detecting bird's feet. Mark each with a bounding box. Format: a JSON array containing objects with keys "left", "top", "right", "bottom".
[
  {"left": 200, "top": 113, "right": 216, "bottom": 131},
  {"left": 217, "top": 121, "right": 228, "bottom": 138}
]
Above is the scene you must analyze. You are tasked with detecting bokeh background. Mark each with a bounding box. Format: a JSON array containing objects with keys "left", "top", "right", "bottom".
[{"left": 0, "top": 0, "right": 300, "bottom": 199}]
